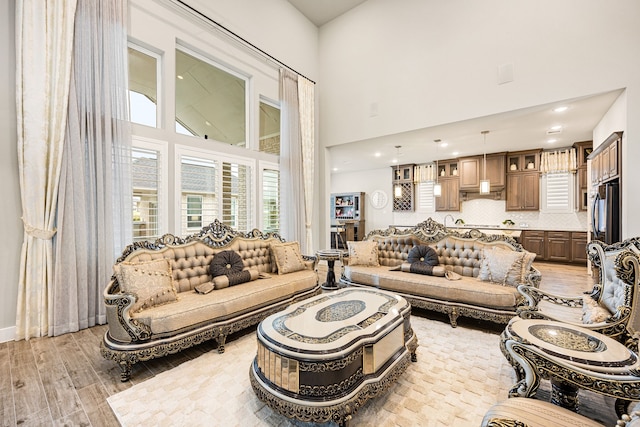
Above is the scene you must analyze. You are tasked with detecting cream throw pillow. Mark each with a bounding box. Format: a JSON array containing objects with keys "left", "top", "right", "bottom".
[
  {"left": 113, "top": 259, "right": 178, "bottom": 313},
  {"left": 582, "top": 294, "right": 610, "bottom": 324},
  {"left": 270, "top": 241, "right": 307, "bottom": 274},
  {"left": 478, "top": 247, "right": 526, "bottom": 286},
  {"left": 347, "top": 241, "right": 379, "bottom": 267}
]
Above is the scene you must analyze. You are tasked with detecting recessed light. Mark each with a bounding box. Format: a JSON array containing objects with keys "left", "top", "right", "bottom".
[
  {"left": 177, "top": 75, "right": 184, "bottom": 80},
  {"left": 547, "top": 138, "right": 557, "bottom": 144},
  {"left": 440, "top": 142, "right": 448, "bottom": 148},
  {"left": 392, "top": 159, "right": 398, "bottom": 164},
  {"left": 452, "top": 151, "right": 459, "bottom": 156},
  {"left": 550, "top": 125, "right": 562, "bottom": 131},
  {"left": 374, "top": 152, "right": 381, "bottom": 157},
  {"left": 332, "top": 167, "right": 338, "bottom": 172},
  {"left": 553, "top": 106, "right": 568, "bottom": 113}
]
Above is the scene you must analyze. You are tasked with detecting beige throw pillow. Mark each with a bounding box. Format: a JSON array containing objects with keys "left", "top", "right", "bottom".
[
  {"left": 582, "top": 294, "right": 610, "bottom": 324},
  {"left": 113, "top": 259, "right": 178, "bottom": 313},
  {"left": 270, "top": 241, "right": 307, "bottom": 274},
  {"left": 347, "top": 241, "right": 380, "bottom": 267},
  {"left": 478, "top": 247, "right": 526, "bottom": 286}
]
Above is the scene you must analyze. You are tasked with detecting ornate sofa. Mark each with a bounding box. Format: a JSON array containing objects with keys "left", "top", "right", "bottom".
[
  {"left": 101, "top": 220, "right": 320, "bottom": 381},
  {"left": 517, "top": 237, "right": 640, "bottom": 340},
  {"left": 340, "top": 218, "right": 540, "bottom": 327}
]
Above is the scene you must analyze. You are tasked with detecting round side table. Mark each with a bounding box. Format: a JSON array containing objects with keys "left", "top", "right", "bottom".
[{"left": 316, "top": 249, "right": 343, "bottom": 290}]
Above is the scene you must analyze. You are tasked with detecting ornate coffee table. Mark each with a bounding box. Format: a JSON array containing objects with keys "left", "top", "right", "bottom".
[{"left": 250, "top": 288, "right": 418, "bottom": 427}]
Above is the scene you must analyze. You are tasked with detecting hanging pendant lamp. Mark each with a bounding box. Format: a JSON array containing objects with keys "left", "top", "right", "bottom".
[{"left": 479, "top": 131, "right": 490, "bottom": 194}]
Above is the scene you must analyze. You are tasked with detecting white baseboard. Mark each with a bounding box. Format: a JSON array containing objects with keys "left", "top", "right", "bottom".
[{"left": 0, "top": 326, "right": 15, "bottom": 343}]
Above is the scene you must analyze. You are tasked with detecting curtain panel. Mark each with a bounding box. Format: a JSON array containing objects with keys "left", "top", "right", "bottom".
[
  {"left": 15, "top": 0, "right": 77, "bottom": 340},
  {"left": 279, "top": 69, "right": 305, "bottom": 245},
  {"left": 51, "top": 0, "right": 132, "bottom": 336},
  {"left": 540, "top": 148, "right": 577, "bottom": 174},
  {"left": 297, "top": 77, "right": 315, "bottom": 255}
]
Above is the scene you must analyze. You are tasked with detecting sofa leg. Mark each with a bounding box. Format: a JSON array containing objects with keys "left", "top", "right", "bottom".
[
  {"left": 448, "top": 308, "right": 459, "bottom": 328},
  {"left": 119, "top": 362, "right": 132, "bottom": 382},
  {"left": 216, "top": 334, "right": 227, "bottom": 354}
]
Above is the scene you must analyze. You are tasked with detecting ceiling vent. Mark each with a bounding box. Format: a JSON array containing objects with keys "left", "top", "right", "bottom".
[{"left": 546, "top": 128, "right": 562, "bottom": 135}]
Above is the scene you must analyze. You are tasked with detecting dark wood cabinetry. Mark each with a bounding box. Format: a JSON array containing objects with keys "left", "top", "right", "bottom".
[
  {"left": 392, "top": 164, "right": 415, "bottom": 211},
  {"left": 459, "top": 153, "right": 506, "bottom": 195},
  {"left": 506, "top": 149, "right": 541, "bottom": 211},
  {"left": 573, "top": 141, "right": 592, "bottom": 211},
  {"left": 520, "top": 230, "right": 587, "bottom": 264},
  {"left": 435, "top": 159, "right": 460, "bottom": 211},
  {"left": 589, "top": 132, "right": 621, "bottom": 186}
]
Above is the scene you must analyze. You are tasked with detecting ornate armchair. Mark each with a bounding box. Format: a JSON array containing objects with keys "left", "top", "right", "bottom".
[
  {"left": 500, "top": 249, "right": 640, "bottom": 417},
  {"left": 517, "top": 238, "right": 640, "bottom": 340}
]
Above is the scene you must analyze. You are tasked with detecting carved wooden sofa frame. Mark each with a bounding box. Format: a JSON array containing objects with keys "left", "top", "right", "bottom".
[{"left": 101, "top": 220, "right": 321, "bottom": 381}]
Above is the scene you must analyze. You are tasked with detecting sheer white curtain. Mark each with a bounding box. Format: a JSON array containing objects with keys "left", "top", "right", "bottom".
[
  {"left": 15, "top": 0, "right": 77, "bottom": 340},
  {"left": 51, "top": 0, "right": 131, "bottom": 336},
  {"left": 279, "top": 69, "right": 305, "bottom": 244},
  {"left": 297, "top": 77, "right": 315, "bottom": 254},
  {"left": 540, "top": 149, "right": 577, "bottom": 174}
]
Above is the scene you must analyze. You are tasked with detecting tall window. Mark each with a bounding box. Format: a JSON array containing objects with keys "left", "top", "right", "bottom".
[
  {"left": 128, "top": 44, "right": 159, "bottom": 127},
  {"left": 175, "top": 48, "right": 247, "bottom": 145},
  {"left": 180, "top": 156, "right": 217, "bottom": 235},
  {"left": 221, "top": 161, "right": 251, "bottom": 231},
  {"left": 262, "top": 168, "right": 280, "bottom": 233},
  {"left": 259, "top": 99, "right": 280, "bottom": 155},
  {"left": 541, "top": 172, "right": 575, "bottom": 212}
]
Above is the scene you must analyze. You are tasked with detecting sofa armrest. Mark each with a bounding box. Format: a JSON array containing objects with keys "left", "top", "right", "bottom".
[
  {"left": 103, "top": 280, "right": 152, "bottom": 343},
  {"left": 302, "top": 254, "right": 318, "bottom": 271},
  {"left": 517, "top": 284, "right": 584, "bottom": 312}
]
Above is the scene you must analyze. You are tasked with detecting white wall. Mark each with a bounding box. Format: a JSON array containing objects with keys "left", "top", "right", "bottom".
[
  {"left": 0, "top": 0, "right": 20, "bottom": 340},
  {"left": 0, "top": 0, "right": 319, "bottom": 339},
  {"left": 318, "top": 0, "right": 640, "bottom": 246}
]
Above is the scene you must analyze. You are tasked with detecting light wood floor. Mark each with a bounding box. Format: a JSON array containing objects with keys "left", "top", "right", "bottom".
[{"left": 0, "top": 262, "right": 596, "bottom": 426}]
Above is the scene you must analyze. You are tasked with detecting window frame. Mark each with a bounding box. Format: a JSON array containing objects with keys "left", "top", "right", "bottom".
[
  {"left": 259, "top": 160, "right": 280, "bottom": 234},
  {"left": 128, "top": 41, "right": 162, "bottom": 129}
]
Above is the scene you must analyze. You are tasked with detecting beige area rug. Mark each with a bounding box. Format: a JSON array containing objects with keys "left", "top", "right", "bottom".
[{"left": 107, "top": 315, "right": 618, "bottom": 426}]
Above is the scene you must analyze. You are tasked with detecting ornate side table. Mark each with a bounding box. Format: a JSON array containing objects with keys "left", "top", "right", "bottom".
[
  {"left": 316, "top": 249, "right": 343, "bottom": 290},
  {"left": 250, "top": 288, "right": 418, "bottom": 427},
  {"left": 501, "top": 318, "right": 640, "bottom": 416}
]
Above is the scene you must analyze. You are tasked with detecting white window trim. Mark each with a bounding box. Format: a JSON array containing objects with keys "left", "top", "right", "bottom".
[
  {"left": 131, "top": 136, "right": 169, "bottom": 238},
  {"left": 174, "top": 144, "right": 256, "bottom": 233},
  {"left": 128, "top": 41, "right": 163, "bottom": 129}
]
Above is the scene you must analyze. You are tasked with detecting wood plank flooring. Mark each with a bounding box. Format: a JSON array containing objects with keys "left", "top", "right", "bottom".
[{"left": 0, "top": 262, "right": 595, "bottom": 426}]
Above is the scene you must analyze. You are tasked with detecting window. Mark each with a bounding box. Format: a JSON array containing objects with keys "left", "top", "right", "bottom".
[
  {"left": 175, "top": 48, "right": 247, "bottom": 145},
  {"left": 177, "top": 146, "right": 255, "bottom": 235},
  {"left": 541, "top": 172, "right": 575, "bottom": 212},
  {"left": 128, "top": 44, "right": 159, "bottom": 127},
  {"left": 416, "top": 181, "right": 435, "bottom": 212},
  {"left": 131, "top": 137, "right": 167, "bottom": 242},
  {"left": 261, "top": 167, "right": 280, "bottom": 233},
  {"left": 180, "top": 156, "right": 216, "bottom": 235},
  {"left": 259, "top": 99, "right": 280, "bottom": 155},
  {"left": 186, "top": 195, "right": 203, "bottom": 228}
]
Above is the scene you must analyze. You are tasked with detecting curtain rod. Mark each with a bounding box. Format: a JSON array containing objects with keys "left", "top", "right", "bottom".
[{"left": 174, "top": 0, "right": 316, "bottom": 84}]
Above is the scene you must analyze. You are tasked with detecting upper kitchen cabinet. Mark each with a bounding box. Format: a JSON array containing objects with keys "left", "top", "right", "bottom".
[
  {"left": 435, "top": 159, "right": 460, "bottom": 212},
  {"left": 507, "top": 149, "right": 542, "bottom": 173},
  {"left": 392, "top": 164, "right": 415, "bottom": 211},
  {"left": 589, "top": 132, "right": 622, "bottom": 186},
  {"left": 506, "top": 149, "right": 541, "bottom": 211},
  {"left": 459, "top": 153, "right": 506, "bottom": 192},
  {"left": 573, "top": 141, "right": 592, "bottom": 211}
]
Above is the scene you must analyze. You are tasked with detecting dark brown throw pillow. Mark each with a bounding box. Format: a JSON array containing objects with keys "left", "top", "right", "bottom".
[
  {"left": 407, "top": 245, "right": 439, "bottom": 266},
  {"left": 210, "top": 250, "right": 244, "bottom": 278}
]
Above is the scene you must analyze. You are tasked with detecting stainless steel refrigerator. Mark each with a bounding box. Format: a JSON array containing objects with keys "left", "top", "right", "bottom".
[{"left": 591, "top": 180, "right": 620, "bottom": 244}]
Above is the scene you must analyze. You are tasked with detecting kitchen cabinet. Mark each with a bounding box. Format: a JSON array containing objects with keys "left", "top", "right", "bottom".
[
  {"left": 589, "top": 131, "right": 622, "bottom": 186},
  {"left": 573, "top": 141, "right": 592, "bottom": 211},
  {"left": 571, "top": 232, "right": 588, "bottom": 263},
  {"left": 520, "top": 230, "right": 586, "bottom": 264},
  {"left": 506, "top": 149, "right": 541, "bottom": 211},
  {"left": 458, "top": 153, "right": 506, "bottom": 191},
  {"left": 392, "top": 164, "right": 415, "bottom": 212},
  {"left": 507, "top": 149, "right": 542, "bottom": 173},
  {"left": 435, "top": 159, "right": 460, "bottom": 211},
  {"left": 506, "top": 172, "right": 539, "bottom": 211}
]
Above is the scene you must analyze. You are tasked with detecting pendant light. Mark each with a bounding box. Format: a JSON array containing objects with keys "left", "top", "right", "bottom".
[
  {"left": 433, "top": 139, "right": 442, "bottom": 197},
  {"left": 394, "top": 145, "right": 402, "bottom": 198},
  {"left": 479, "top": 131, "right": 490, "bottom": 194}
]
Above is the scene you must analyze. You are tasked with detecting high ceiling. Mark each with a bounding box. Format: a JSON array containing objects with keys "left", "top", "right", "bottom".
[
  {"left": 286, "top": 0, "right": 369, "bottom": 26},
  {"left": 329, "top": 89, "right": 623, "bottom": 173}
]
